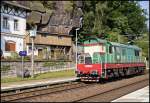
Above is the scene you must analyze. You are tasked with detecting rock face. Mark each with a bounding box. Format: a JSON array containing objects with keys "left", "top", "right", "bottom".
[{"left": 17, "top": 1, "right": 83, "bottom": 35}]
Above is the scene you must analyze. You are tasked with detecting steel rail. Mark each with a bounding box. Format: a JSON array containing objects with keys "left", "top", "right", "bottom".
[{"left": 72, "top": 78, "right": 149, "bottom": 102}]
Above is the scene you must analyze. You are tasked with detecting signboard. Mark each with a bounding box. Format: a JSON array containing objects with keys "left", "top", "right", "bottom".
[
  {"left": 29, "top": 29, "right": 36, "bottom": 37},
  {"left": 19, "top": 51, "right": 27, "bottom": 56}
]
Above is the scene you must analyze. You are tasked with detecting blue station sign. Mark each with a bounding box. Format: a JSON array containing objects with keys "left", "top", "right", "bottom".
[{"left": 19, "top": 51, "right": 27, "bottom": 56}]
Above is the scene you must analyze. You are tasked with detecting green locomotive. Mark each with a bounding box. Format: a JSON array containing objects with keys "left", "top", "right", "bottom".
[{"left": 77, "top": 37, "right": 146, "bottom": 82}]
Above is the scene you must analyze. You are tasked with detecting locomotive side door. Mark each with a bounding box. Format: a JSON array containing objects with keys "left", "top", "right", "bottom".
[{"left": 114, "top": 46, "right": 121, "bottom": 63}]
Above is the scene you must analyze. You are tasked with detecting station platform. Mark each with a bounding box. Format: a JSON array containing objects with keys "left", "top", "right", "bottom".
[
  {"left": 112, "top": 86, "right": 149, "bottom": 102},
  {"left": 1, "top": 76, "right": 78, "bottom": 92}
]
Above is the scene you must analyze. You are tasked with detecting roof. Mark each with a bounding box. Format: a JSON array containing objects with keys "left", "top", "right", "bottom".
[
  {"left": 83, "top": 37, "right": 141, "bottom": 50},
  {"left": 109, "top": 42, "right": 141, "bottom": 50},
  {"left": 37, "top": 31, "right": 73, "bottom": 37},
  {"left": 2, "top": 1, "right": 31, "bottom": 11},
  {"left": 83, "top": 37, "right": 107, "bottom": 44}
]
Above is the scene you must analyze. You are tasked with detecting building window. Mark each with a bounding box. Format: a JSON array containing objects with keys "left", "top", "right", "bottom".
[
  {"left": 3, "top": 17, "right": 9, "bottom": 29},
  {"left": 5, "top": 41, "right": 16, "bottom": 51},
  {"left": 14, "top": 19, "right": 18, "bottom": 31},
  {"left": 58, "top": 36, "right": 62, "bottom": 39},
  {"left": 135, "top": 50, "right": 139, "bottom": 56}
]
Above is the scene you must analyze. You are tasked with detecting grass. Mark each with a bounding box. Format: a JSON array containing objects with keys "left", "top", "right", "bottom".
[{"left": 1, "top": 69, "right": 75, "bottom": 83}]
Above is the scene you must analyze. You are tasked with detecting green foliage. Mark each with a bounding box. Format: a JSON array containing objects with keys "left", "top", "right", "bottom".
[
  {"left": 105, "top": 31, "right": 119, "bottom": 42},
  {"left": 81, "top": 1, "right": 148, "bottom": 43},
  {"left": 10, "top": 52, "right": 19, "bottom": 59},
  {"left": 24, "top": 56, "right": 31, "bottom": 61},
  {"left": 134, "top": 33, "right": 149, "bottom": 59}
]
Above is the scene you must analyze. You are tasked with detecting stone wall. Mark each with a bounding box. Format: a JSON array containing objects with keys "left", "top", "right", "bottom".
[{"left": 1, "top": 61, "right": 75, "bottom": 78}]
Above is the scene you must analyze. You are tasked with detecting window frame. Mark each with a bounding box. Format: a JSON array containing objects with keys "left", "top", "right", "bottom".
[
  {"left": 3, "top": 16, "right": 9, "bottom": 29},
  {"left": 135, "top": 50, "right": 139, "bottom": 56},
  {"left": 109, "top": 45, "right": 113, "bottom": 54},
  {"left": 14, "top": 19, "right": 19, "bottom": 31}
]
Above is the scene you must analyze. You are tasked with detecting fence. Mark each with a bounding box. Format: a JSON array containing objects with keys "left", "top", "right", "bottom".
[{"left": 1, "top": 61, "right": 75, "bottom": 78}]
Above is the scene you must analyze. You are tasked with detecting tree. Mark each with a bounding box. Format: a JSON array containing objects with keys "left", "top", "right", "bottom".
[
  {"left": 134, "top": 33, "right": 149, "bottom": 59},
  {"left": 80, "top": 1, "right": 148, "bottom": 43}
]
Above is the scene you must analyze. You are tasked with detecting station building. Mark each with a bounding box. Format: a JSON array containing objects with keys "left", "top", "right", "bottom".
[
  {"left": 0, "top": 1, "right": 31, "bottom": 57},
  {"left": 24, "top": 1, "right": 83, "bottom": 61}
]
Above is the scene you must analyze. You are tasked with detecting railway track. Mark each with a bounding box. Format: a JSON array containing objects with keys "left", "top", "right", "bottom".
[
  {"left": 1, "top": 73, "right": 149, "bottom": 102},
  {"left": 72, "top": 78, "right": 149, "bottom": 102},
  {"left": 1, "top": 81, "right": 94, "bottom": 102}
]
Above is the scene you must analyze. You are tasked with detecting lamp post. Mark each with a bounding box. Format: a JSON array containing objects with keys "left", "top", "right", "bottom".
[
  {"left": 31, "top": 37, "right": 34, "bottom": 78},
  {"left": 75, "top": 28, "right": 80, "bottom": 72},
  {"left": 29, "top": 26, "right": 37, "bottom": 78}
]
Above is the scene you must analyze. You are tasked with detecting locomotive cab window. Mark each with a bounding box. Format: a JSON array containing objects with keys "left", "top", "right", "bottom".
[
  {"left": 85, "top": 56, "right": 92, "bottom": 64},
  {"left": 135, "top": 50, "right": 139, "bottom": 56},
  {"left": 109, "top": 46, "right": 113, "bottom": 54}
]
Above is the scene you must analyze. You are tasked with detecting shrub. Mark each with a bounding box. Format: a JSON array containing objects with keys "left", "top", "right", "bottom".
[{"left": 10, "top": 52, "right": 19, "bottom": 59}]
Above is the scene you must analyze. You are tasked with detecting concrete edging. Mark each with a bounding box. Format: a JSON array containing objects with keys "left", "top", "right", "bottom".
[{"left": 1, "top": 77, "right": 79, "bottom": 92}]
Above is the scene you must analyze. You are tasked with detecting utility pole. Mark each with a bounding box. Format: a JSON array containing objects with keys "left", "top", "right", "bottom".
[
  {"left": 29, "top": 26, "right": 37, "bottom": 78},
  {"left": 31, "top": 37, "right": 34, "bottom": 78},
  {"left": 76, "top": 28, "right": 80, "bottom": 72}
]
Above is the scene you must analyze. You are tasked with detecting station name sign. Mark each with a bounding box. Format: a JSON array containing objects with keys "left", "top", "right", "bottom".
[{"left": 19, "top": 51, "right": 27, "bottom": 56}]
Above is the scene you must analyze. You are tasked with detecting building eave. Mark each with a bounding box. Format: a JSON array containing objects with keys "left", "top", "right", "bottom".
[
  {"left": 2, "top": 1, "right": 31, "bottom": 12},
  {"left": 1, "top": 32, "right": 24, "bottom": 38},
  {"left": 37, "top": 31, "right": 73, "bottom": 37}
]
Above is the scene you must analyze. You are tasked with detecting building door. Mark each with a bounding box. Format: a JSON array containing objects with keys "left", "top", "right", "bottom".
[
  {"left": 51, "top": 50, "right": 55, "bottom": 60},
  {"left": 38, "top": 49, "right": 43, "bottom": 59}
]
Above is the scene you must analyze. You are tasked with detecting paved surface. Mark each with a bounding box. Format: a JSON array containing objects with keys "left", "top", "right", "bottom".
[
  {"left": 1, "top": 76, "right": 78, "bottom": 92},
  {"left": 112, "top": 86, "right": 149, "bottom": 102}
]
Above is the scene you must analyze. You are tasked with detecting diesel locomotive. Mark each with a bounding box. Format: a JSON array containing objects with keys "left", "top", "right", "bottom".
[{"left": 76, "top": 37, "right": 146, "bottom": 82}]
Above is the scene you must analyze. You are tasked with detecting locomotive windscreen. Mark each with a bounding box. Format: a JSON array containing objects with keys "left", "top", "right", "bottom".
[{"left": 85, "top": 57, "right": 92, "bottom": 64}]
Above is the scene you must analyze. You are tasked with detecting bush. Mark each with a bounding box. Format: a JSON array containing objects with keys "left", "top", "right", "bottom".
[
  {"left": 24, "top": 56, "right": 31, "bottom": 61},
  {"left": 10, "top": 52, "right": 19, "bottom": 59}
]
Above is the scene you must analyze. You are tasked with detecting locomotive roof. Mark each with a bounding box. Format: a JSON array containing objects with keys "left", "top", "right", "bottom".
[
  {"left": 83, "top": 38, "right": 107, "bottom": 44},
  {"left": 83, "top": 37, "right": 141, "bottom": 50},
  {"left": 109, "top": 42, "right": 141, "bottom": 50}
]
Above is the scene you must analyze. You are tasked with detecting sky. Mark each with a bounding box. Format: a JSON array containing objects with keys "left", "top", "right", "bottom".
[{"left": 138, "top": 1, "right": 149, "bottom": 29}]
